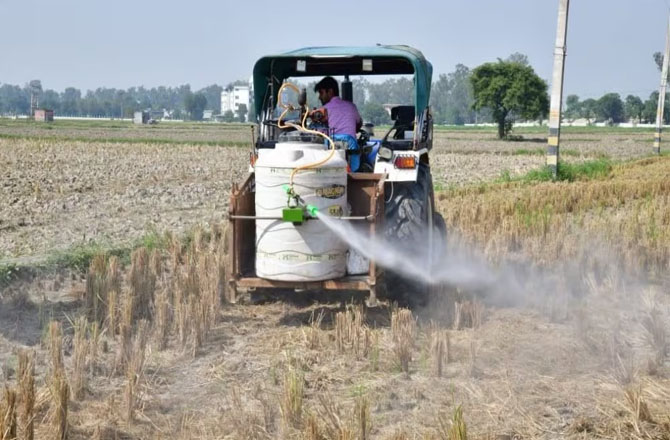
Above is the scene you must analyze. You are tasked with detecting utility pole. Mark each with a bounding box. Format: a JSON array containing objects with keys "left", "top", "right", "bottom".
[
  {"left": 547, "top": 0, "right": 570, "bottom": 178},
  {"left": 654, "top": 15, "right": 670, "bottom": 155}
]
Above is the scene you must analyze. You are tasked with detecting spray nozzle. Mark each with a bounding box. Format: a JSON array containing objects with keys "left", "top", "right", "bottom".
[{"left": 306, "top": 205, "right": 319, "bottom": 217}]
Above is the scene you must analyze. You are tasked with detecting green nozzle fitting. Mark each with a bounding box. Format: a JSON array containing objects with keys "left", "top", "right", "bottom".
[
  {"left": 306, "top": 205, "right": 319, "bottom": 217},
  {"left": 282, "top": 184, "right": 291, "bottom": 194}
]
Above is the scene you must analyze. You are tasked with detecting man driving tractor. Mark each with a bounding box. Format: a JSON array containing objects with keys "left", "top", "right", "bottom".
[{"left": 312, "top": 76, "right": 364, "bottom": 171}]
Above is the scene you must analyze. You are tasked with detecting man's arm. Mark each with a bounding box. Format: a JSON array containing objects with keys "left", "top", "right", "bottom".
[{"left": 354, "top": 105, "right": 362, "bottom": 132}]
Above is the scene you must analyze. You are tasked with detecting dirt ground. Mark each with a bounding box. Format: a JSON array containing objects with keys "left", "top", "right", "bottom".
[{"left": 1, "top": 120, "right": 668, "bottom": 439}]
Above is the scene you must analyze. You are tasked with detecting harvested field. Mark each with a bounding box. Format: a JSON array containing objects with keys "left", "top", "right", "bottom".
[{"left": 1, "top": 119, "right": 669, "bottom": 439}]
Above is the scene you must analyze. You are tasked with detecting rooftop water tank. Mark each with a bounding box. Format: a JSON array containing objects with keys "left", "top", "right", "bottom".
[{"left": 255, "top": 133, "right": 348, "bottom": 281}]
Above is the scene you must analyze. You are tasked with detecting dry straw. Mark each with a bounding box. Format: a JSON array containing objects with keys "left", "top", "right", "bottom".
[
  {"left": 71, "top": 316, "right": 89, "bottom": 400},
  {"left": 437, "top": 405, "right": 467, "bottom": 440},
  {"left": 280, "top": 368, "right": 304, "bottom": 431},
  {"left": 391, "top": 308, "right": 415, "bottom": 373},
  {"left": 431, "top": 329, "right": 450, "bottom": 378},
  {"left": 154, "top": 288, "right": 170, "bottom": 350},
  {"left": 17, "top": 351, "right": 35, "bottom": 440},
  {"left": 623, "top": 385, "right": 654, "bottom": 435},
  {"left": 47, "top": 322, "right": 68, "bottom": 440},
  {"left": 49, "top": 371, "right": 69, "bottom": 440},
  {"left": 85, "top": 254, "right": 107, "bottom": 324},
  {"left": 453, "top": 301, "right": 483, "bottom": 330},
  {"left": 125, "top": 321, "right": 149, "bottom": 424},
  {"left": 0, "top": 387, "right": 17, "bottom": 440},
  {"left": 129, "top": 247, "right": 158, "bottom": 321},
  {"left": 335, "top": 305, "right": 369, "bottom": 358},
  {"left": 116, "top": 291, "right": 134, "bottom": 371},
  {"left": 355, "top": 395, "right": 371, "bottom": 440},
  {"left": 305, "top": 309, "right": 325, "bottom": 350}
]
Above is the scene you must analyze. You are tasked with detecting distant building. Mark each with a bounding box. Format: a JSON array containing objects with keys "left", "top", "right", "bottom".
[
  {"left": 34, "top": 109, "right": 54, "bottom": 122},
  {"left": 221, "top": 85, "right": 250, "bottom": 121},
  {"left": 134, "top": 111, "right": 151, "bottom": 124},
  {"left": 203, "top": 110, "right": 214, "bottom": 121}
]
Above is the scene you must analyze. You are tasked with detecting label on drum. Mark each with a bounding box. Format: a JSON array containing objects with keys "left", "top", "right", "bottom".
[
  {"left": 316, "top": 184, "right": 346, "bottom": 199},
  {"left": 327, "top": 205, "right": 343, "bottom": 216},
  {"left": 257, "top": 250, "right": 344, "bottom": 262}
]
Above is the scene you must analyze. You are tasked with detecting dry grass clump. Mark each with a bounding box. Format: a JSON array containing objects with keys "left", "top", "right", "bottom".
[
  {"left": 280, "top": 368, "right": 304, "bottom": 431},
  {"left": 227, "top": 388, "right": 269, "bottom": 439},
  {"left": 437, "top": 405, "right": 467, "bottom": 440},
  {"left": 391, "top": 308, "right": 415, "bottom": 373},
  {"left": 17, "top": 351, "right": 35, "bottom": 440},
  {"left": 437, "top": 156, "right": 670, "bottom": 273},
  {"left": 430, "top": 329, "right": 450, "bottom": 377},
  {"left": 453, "top": 301, "right": 483, "bottom": 330},
  {"left": 125, "top": 321, "right": 149, "bottom": 424},
  {"left": 0, "top": 386, "right": 17, "bottom": 440},
  {"left": 46, "top": 321, "right": 68, "bottom": 440},
  {"left": 173, "top": 238, "right": 223, "bottom": 355},
  {"left": 354, "top": 394, "right": 371, "bottom": 440},
  {"left": 115, "top": 290, "right": 134, "bottom": 371},
  {"left": 85, "top": 254, "right": 123, "bottom": 327},
  {"left": 154, "top": 288, "right": 170, "bottom": 350},
  {"left": 309, "top": 394, "right": 356, "bottom": 440},
  {"left": 71, "top": 316, "right": 89, "bottom": 400},
  {"left": 128, "top": 247, "right": 159, "bottom": 321},
  {"left": 305, "top": 309, "right": 325, "bottom": 350},
  {"left": 306, "top": 393, "right": 370, "bottom": 440},
  {"left": 335, "top": 305, "right": 370, "bottom": 359},
  {"left": 85, "top": 254, "right": 107, "bottom": 325},
  {"left": 622, "top": 385, "right": 654, "bottom": 436}
]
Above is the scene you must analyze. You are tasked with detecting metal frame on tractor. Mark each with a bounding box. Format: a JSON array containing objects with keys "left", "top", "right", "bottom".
[{"left": 227, "top": 45, "right": 436, "bottom": 305}]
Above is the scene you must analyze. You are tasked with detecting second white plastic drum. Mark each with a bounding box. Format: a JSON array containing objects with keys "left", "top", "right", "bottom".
[{"left": 255, "top": 139, "right": 348, "bottom": 281}]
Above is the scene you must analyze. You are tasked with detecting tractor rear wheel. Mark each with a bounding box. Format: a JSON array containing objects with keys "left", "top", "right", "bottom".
[{"left": 383, "top": 163, "right": 445, "bottom": 308}]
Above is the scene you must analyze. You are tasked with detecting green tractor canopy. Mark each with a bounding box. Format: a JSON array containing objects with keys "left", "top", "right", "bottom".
[{"left": 252, "top": 45, "right": 433, "bottom": 118}]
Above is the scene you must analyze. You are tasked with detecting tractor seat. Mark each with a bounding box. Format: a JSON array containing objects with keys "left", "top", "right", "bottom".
[{"left": 382, "top": 105, "right": 416, "bottom": 150}]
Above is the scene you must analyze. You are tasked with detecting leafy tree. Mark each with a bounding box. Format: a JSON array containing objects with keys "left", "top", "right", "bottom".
[
  {"left": 198, "top": 84, "right": 223, "bottom": 114},
  {"left": 61, "top": 87, "right": 81, "bottom": 115},
  {"left": 360, "top": 102, "right": 390, "bottom": 125},
  {"left": 506, "top": 52, "right": 530, "bottom": 66},
  {"left": 222, "top": 110, "right": 236, "bottom": 123},
  {"left": 564, "top": 94, "right": 581, "bottom": 120},
  {"left": 624, "top": 95, "right": 644, "bottom": 122},
  {"left": 596, "top": 93, "right": 625, "bottom": 123},
  {"left": 0, "top": 84, "right": 29, "bottom": 114},
  {"left": 431, "top": 64, "right": 476, "bottom": 125},
  {"left": 184, "top": 92, "right": 207, "bottom": 121},
  {"left": 470, "top": 61, "right": 549, "bottom": 138},
  {"left": 236, "top": 104, "right": 248, "bottom": 122},
  {"left": 579, "top": 98, "right": 598, "bottom": 124},
  {"left": 642, "top": 91, "right": 670, "bottom": 124},
  {"left": 654, "top": 51, "right": 664, "bottom": 71},
  {"left": 41, "top": 90, "right": 60, "bottom": 112}
]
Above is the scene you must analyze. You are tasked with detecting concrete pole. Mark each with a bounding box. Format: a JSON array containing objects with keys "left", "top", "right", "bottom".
[
  {"left": 547, "top": 0, "right": 570, "bottom": 177},
  {"left": 654, "top": 15, "right": 670, "bottom": 155}
]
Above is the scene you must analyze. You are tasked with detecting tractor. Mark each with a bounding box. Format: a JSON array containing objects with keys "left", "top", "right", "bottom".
[{"left": 227, "top": 45, "right": 445, "bottom": 306}]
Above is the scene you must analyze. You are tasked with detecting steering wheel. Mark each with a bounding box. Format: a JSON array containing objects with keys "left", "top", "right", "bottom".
[{"left": 357, "top": 128, "right": 370, "bottom": 147}]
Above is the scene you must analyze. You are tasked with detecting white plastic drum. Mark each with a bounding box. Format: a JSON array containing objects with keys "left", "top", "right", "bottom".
[{"left": 255, "top": 135, "right": 348, "bottom": 281}]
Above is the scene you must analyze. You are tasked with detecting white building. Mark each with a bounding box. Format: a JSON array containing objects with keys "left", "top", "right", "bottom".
[{"left": 221, "top": 85, "right": 250, "bottom": 120}]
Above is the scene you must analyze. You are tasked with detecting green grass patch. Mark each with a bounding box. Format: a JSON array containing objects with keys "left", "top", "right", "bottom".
[
  {"left": 0, "top": 263, "right": 20, "bottom": 285},
  {"left": 46, "top": 242, "right": 134, "bottom": 272},
  {"left": 0, "top": 228, "right": 180, "bottom": 287},
  {"left": 498, "top": 158, "right": 613, "bottom": 183}
]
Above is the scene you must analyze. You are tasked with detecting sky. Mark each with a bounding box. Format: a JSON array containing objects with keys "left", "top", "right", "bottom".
[{"left": 0, "top": 0, "right": 668, "bottom": 100}]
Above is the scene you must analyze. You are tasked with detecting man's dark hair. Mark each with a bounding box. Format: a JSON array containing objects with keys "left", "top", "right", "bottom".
[{"left": 314, "top": 76, "right": 339, "bottom": 96}]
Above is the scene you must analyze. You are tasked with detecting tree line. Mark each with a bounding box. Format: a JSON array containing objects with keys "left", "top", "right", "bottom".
[{"left": 0, "top": 52, "right": 665, "bottom": 130}]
